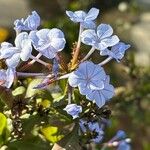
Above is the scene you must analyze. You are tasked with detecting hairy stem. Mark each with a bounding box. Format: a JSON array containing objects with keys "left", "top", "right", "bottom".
[{"left": 71, "top": 24, "right": 83, "bottom": 67}]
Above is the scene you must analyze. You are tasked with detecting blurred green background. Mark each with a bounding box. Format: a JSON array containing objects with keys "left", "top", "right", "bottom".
[{"left": 0, "top": 0, "right": 149, "bottom": 150}]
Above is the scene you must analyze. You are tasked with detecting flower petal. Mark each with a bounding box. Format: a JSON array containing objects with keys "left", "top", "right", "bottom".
[
  {"left": 20, "top": 39, "right": 32, "bottom": 61},
  {"left": 24, "top": 11, "right": 40, "bottom": 30},
  {"left": 48, "top": 28, "right": 65, "bottom": 39},
  {"left": 66, "top": 10, "right": 86, "bottom": 22},
  {"left": 100, "top": 35, "right": 119, "bottom": 50},
  {"left": 36, "top": 29, "right": 49, "bottom": 40},
  {"left": 50, "top": 38, "right": 66, "bottom": 52},
  {"left": 0, "top": 42, "right": 18, "bottom": 59},
  {"left": 15, "top": 32, "right": 29, "bottom": 48},
  {"left": 29, "top": 30, "right": 39, "bottom": 48},
  {"left": 6, "top": 53, "right": 20, "bottom": 68},
  {"left": 82, "top": 20, "right": 96, "bottom": 29},
  {"left": 5, "top": 68, "right": 15, "bottom": 88},
  {"left": 85, "top": 8, "right": 99, "bottom": 21},
  {"left": 41, "top": 46, "right": 56, "bottom": 59},
  {"left": 81, "top": 29, "right": 97, "bottom": 46},
  {"left": 97, "top": 24, "right": 113, "bottom": 39},
  {"left": 68, "top": 72, "right": 80, "bottom": 87}
]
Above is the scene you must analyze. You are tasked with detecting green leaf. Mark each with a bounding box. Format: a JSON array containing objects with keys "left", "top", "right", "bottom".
[
  {"left": 7, "top": 136, "right": 50, "bottom": 150},
  {"left": 0, "top": 113, "right": 9, "bottom": 146},
  {"left": 12, "top": 86, "right": 26, "bottom": 96},
  {"left": 25, "top": 79, "right": 43, "bottom": 98},
  {"left": 41, "top": 126, "right": 64, "bottom": 143},
  {"left": 25, "top": 79, "right": 53, "bottom": 101},
  {"left": 58, "top": 79, "right": 67, "bottom": 94},
  {"left": 52, "top": 125, "right": 82, "bottom": 150}
]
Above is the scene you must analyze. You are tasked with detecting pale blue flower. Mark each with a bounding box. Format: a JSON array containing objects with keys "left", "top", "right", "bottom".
[
  {"left": 117, "top": 141, "right": 131, "bottom": 150},
  {"left": 109, "top": 130, "right": 127, "bottom": 143},
  {"left": 66, "top": 8, "right": 99, "bottom": 28},
  {"left": 29, "top": 28, "right": 66, "bottom": 59},
  {"left": 115, "top": 130, "right": 126, "bottom": 140},
  {"left": 81, "top": 24, "right": 119, "bottom": 50},
  {"left": 63, "top": 104, "right": 82, "bottom": 119},
  {"left": 86, "top": 76, "right": 115, "bottom": 108},
  {"left": 0, "top": 68, "right": 15, "bottom": 88},
  {"left": 68, "top": 61, "right": 106, "bottom": 95},
  {"left": 88, "top": 122, "right": 104, "bottom": 143},
  {"left": 100, "top": 42, "right": 131, "bottom": 62},
  {"left": 79, "top": 120, "right": 104, "bottom": 143},
  {"left": 14, "top": 11, "right": 40, "bottom": 32},
  {"left": 0, "top": 32, "right": 32, "bottom": 68},
  {"left": 68, "top": 61, "right": 114, "bottom": 108}
]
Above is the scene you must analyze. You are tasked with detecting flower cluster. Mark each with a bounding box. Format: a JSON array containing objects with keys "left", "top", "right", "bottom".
[
  {"left": 0, "top": 7, "right": 131, "bottom": 146},
  {"left": 0, "top": 11, "right": 66, "bottom": 88}
]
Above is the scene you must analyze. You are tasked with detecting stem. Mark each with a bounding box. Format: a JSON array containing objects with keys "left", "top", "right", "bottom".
[
  {"left": 58, "top": 73, "right": 71, "bottom": 80},
  {"left": 33, "top": 73, "right": 71, "bottom": 89},
  {"left": 71, "top": 24, "right": 83, "bottom": 67},
  {"left": 81, "top": 47, "right": 95, "bottom": 62},
  {"left": 68, "top": 84, "right": 72, "bottom": 104},
  {"left": 17, "top": 72, "right": 46, "bottom": 77},
  {"left": 28, "top": 53, "right": 42, "bottom": 65},
  {"left": 30, "top": 55, "right": 50, "bottom": 67},
  {"left": 99, "top": 57, "right": 112, "bottom": 66},
  {"left": 19, "top": 53, "right": 43, "bottom": 71}
]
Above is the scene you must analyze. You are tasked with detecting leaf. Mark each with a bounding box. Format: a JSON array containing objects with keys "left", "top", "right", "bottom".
[
  {"left": 7, "top": 136, "right": 50, "bottom": 150},
  {"left": 41, "top": 126, "right": 64, "bottom": 143},
  {"left": 58, "top": 79, "right": 67, "bottom": 94},
  {"left": 25, "top": 79, "right": 53, "bottom": 101},
  {"left": 25, "top": 79, "right": 43, "bottom": 98},
  {"left": 39, "top": 99, "right": 51, "bottom": 108},
  {"left": 0, "top": 113, "right": 9, "bottom": 146},
  {"left": 12, "top": 86, "right": 26, "bottom": 96},
  {"left": 52, "top": 125, "right": 82, "bottom": 150}
]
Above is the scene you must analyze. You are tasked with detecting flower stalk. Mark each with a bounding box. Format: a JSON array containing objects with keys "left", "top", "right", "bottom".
[{"left": 71, "top": 24, "right": 83, "bottom": 69}]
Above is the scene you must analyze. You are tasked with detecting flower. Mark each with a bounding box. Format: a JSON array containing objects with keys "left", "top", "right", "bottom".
[
  {"left": 66, "top": 8, "right": 99, "bottom": 28},
  {"left": 86, "top": 76, "right": 115, "bottom": 108},
  {"left": 100, "top": 42, "right": 131, "bottom": 62},
  {"left": 0, "top": 68, "right": 15, "bottom": 88},
  {"left": 14, "top": 11, "right": 40, "bottom": 32},
  {"left": 117, "top": 141, "right": 131, "bottom": 150},
  {"left": 68, "top": 62, "right": 114, "bottom": 108},
  {"left": 63, "top": 104, "right": 82, "bottom": 119},
  {"left": 29, "top": 28, "right": 66, "bottom": 59},
  {"left": 88, "top": 122, "right": 104, "bottom": 143},
  {"left": 81, "top": 24, "right": 119, "bottom": 50},
  {"left": 68, "top": 61, "right": 106, "bottom": 95},
  {"left": 0, "top": 32, "right": 32, "bottom": 68},
  {"left": 115, "top": 130, "right": 126, "bottom": 140},
  {"left": 79, "top": 120, "right": 104, "bottom": 143}
]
